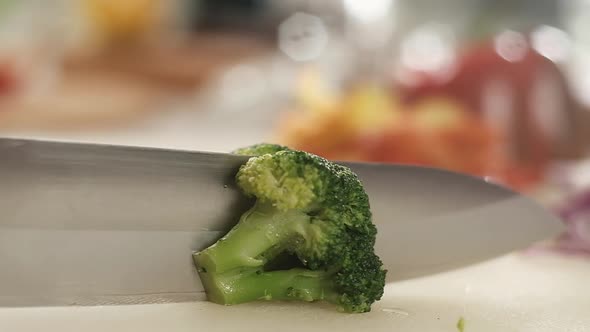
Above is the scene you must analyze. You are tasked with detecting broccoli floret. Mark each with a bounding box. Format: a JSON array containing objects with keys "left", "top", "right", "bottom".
[
  {"left": 232, "top": 143, "right": 291, "bottom": 156},
  {"left": 193, "top": 145, "right": 386, "bottom": 313}
]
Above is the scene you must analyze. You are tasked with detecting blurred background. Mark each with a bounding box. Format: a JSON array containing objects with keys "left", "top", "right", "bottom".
[{"left": 2, "top": 0, "right": 590, "bottom": 251}]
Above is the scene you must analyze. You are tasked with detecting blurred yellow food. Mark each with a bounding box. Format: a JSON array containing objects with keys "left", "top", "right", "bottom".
[
  {"left": 344, "top": 83, "right": 402, "bottom": 134},
  {"left": 83, "top": 0, "right": 162, "bottom": 43},
  {"left": 276, "top": 82, "right": 400, "bottom": 159},
  {"left": 411, "top": 97, "right": 467, "bottom": 130},
  {"left": 296, "top": 67, "right": 337, "bottom": 114}
]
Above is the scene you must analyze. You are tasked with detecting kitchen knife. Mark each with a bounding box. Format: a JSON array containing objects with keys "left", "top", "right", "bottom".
[{"left": 0, "top": 138, "right": 563, "bottom": 307}]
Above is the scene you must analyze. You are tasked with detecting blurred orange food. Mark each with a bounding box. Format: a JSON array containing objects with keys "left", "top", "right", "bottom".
[{"left": 275, "top": 79, "right": 545, "bottom": 191}]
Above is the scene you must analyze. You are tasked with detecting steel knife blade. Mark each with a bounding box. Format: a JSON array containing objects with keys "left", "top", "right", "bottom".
[{"left": 0, "top": 138, "right": 563, "bottom": 307}]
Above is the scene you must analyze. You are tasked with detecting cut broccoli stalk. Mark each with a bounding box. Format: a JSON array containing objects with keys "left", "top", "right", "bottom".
[
  {"left": 194, "top": 201, "right": 310, "bottom": 274},
  {"left": 194, "top": 267, "right": 338, "bottom": 305}
]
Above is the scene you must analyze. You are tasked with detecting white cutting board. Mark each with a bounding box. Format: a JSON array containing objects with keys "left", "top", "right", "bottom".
[{"left": 1, "top": 252, "right": 588, "bottom": 332}]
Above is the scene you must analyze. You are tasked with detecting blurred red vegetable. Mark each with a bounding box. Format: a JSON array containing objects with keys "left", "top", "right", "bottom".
[
  {"left": 395, "top": 34, "right": 581, "bottom": 166},
  {"left": 0, "top": 62, "right": 18, "bottom": 97}
]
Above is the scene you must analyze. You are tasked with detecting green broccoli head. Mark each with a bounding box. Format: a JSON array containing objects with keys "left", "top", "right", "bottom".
[
  {"left": 193, "top": 145, "right": 386, "bottom": 313},
  {"left": 232, "top": 143, "right": 291, "bottom": 156},
  {"left": 236, "top": 150, "right": 327, "bottom": 212}
]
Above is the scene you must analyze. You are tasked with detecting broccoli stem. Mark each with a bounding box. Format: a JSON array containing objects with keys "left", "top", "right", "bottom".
[
  {"left": 198, "top": 267, "right": 337, "bottom": 305},
  {"left": 194, "top": 201, "right": 309, "bottom": 274}
]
